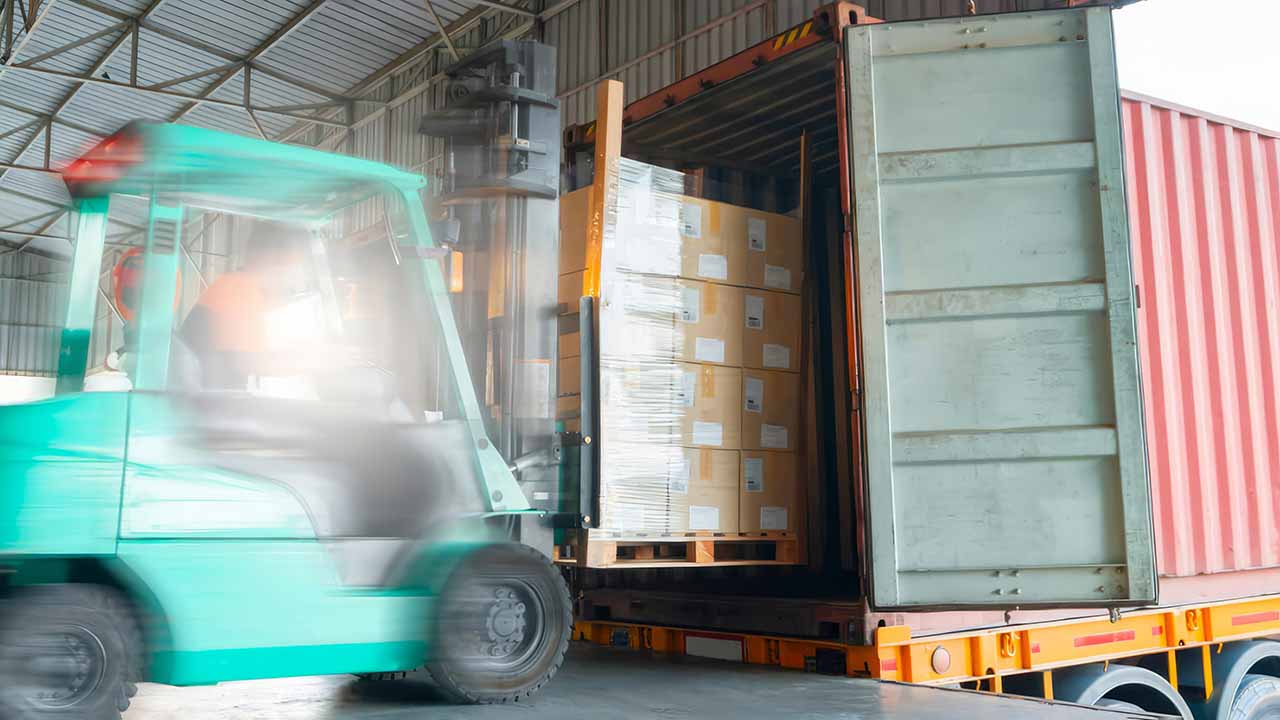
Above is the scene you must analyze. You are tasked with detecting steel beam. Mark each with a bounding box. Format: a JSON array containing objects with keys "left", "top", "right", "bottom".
[
  {"left": 146, "top": 61, "right": 240, "bottom": 91},
  {"left": 128, "top": 19, "right": 137, "bottom": 85},
  {"left": 253, "top": 100, "right": 347, "bottom": 113},
  {"left": 2, "top": 1, "right": 14, "bottom": 63},
  {"left": 167, "top": 0, "right": 332, "bottom": 125},
  {"left": 15, "top": 19, "right": 128, "bottom": 67},
  {"left": 0, "top": 118, "right": 40, "bottom": 144},
  {"left": 0, "top": 0, "right": 166, "bottom": 191},
  {"left": 67, "top": 0, "right": 344, "bottom": 101},
  {"left": 0, "top": 207, "right": 60, "bottom": 230},
  {"left": 469, "top": 0, "right": 535, "bottom": 18},
  {"left": 1, "top": 64, "right": 351, "bottom": 128},
  {"left": 422, "top": 0, "right": 460, "bottom": 61},
  {"left": 0, "top": 97, "right": 102, "bottom": 138},
  {"left": 273, "top": 6, "right": 494, "bottom": 145},
  {"left": 0, "top": 226, "right": 64, "bottom": 241},
  {"left": 0, "top": 0, "right": 54, "bottom": 67},
  {"left": 0, "top": 209, "right": 65, "bottom": 255},
  {"left": 0, "top": 159, "right": 59, "bottom": 175},
  {"left": 313, "top": 17, "right": 532, "bottom": 151}
]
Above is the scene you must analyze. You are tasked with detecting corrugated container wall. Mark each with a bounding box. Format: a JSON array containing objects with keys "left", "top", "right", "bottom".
[{"left": 1124, "top": 93, "right": 1280, "bottom": 579}]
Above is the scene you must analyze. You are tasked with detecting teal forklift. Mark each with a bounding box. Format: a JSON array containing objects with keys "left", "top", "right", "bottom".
[{"left": 0, "top": 41, "right": 579, "bottom": 718}]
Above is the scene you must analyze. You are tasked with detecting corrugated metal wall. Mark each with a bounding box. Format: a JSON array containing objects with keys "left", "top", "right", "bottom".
[
  {"left": 1125, "top": 93, "right": 1280, "bottom": 578},
  {"left": 544, "top": 0, "right": 1084, "bottom": 127},
  {"left": 0, "top": 254, "right": 66, "bottom": 376}
]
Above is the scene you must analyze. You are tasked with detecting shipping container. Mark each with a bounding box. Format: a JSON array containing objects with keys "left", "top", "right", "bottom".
[{"left": 557, "top": 4, "right": 1280, "bottom": 714}]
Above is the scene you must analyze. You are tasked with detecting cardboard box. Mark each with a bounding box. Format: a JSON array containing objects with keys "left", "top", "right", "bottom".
[
  {"left": 561, "top": 185, "right": 803, "bottom": 294},
  {"left": 743, "top": 289, "right": 802, "bottom": 372},
  {"left": 558, "top": 271, "right": 584, "bottom": 308},
  {"left": 740, "top": 450, "right": 800, "bottom": 533},
  {"left": 741, "top": 369, "right": 800, "bottom": 451},
  {"left": 676, "top": 197, "right": 749, "bottom": 286},
  {"left": 676, "top": 362, "right": 742, "bottom": 449},
  {"left": 677, "top": 279, "right": 743, "bottom": 367},
  {"left": 670, "top": 448, "right": 740, "bottom": 533},
  {"left": 731, "top": 208, "right": 803, "bottom": 294},
  {"left": 559, "top": 271, "right": 584, "bottom": 361},
  {"left": 559, "top": 186, "right": 593, "bottom": 274}
]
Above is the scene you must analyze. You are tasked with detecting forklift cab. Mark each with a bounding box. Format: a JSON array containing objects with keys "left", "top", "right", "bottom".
[
  {"left": 59, "top": 121, "right": 529, "bottom": 516},
  {"left": 0, "top": 122, "right": 571, "bottom": 714}
]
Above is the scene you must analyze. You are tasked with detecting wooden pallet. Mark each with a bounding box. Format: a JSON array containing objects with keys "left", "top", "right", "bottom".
[{"left": 556, "top": 530, "right": 801, "bottom": 568}]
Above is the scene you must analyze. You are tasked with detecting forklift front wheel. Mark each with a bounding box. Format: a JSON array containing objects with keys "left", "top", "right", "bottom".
[
  {"left": 427, "top": 543, "right": 571, "bottom": 704},
  {"left": 0, "top": 584, "right": 142, "bottom": 720}
]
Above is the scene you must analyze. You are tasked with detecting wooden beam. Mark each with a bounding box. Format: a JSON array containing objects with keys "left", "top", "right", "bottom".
[{"left": 582, "top": 79, "right": 623, "bottom": 299}]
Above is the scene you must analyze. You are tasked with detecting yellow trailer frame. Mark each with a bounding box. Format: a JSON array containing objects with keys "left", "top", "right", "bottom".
[{"left": 575, "top": 592, "right": 1280, "bottom": 702}]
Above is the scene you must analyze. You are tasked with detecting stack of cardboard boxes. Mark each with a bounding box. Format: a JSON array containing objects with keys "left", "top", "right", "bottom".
[{"left": 559, "top": 163, "right": 805, "bottom": 539}]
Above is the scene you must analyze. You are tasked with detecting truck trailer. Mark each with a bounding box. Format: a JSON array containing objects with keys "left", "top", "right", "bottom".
[{"left": 555, "top": 4, "right": 1280, "bottom": 718}]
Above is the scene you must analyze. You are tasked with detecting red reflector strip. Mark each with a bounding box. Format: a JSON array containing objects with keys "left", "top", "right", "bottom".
[
  {"left": 1031, "top": 642, "right": 1041, "bottom": 654},
  {"left": 1073, "top": 630, "right": 1136, "bottom": 648},
  {"left": 881, "top": 658, "right": 898, "bottom": 671},
  {"left": 1232, "top": 611, "right": 1280, "bottom": 626},
  {"left": 1152, "top": 626, "right": 1164, "bottom": 636}
]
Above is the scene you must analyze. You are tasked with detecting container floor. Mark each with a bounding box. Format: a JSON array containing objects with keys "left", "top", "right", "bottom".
[{"left": 129, "top": 643, "right": 1158, "bottom": 718}]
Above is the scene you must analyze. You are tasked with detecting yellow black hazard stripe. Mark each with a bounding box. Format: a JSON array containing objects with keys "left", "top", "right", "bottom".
[{"left": 772, "top": 20, "right": 812, "bottom": 51}]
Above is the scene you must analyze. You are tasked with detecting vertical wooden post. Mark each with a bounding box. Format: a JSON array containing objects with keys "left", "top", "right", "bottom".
[{"left": 582, "top": 79, "right": 623, "bottom": 299}]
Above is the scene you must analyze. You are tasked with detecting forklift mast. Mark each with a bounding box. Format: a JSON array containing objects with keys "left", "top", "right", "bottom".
[{"left": 420, "top": 40, "right": 564, "bottom": 551}]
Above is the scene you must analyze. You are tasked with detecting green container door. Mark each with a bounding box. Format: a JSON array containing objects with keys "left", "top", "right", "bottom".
[{"left": 844, "top": 8, "right": 1155, "bottom": 608}]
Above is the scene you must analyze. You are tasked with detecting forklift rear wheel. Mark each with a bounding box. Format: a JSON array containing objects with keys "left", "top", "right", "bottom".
[
  {"left": 0, "top": 584, "right": 141, "bottom": 720},
  {"left": 427, "top": 544, "right": 571, "bottom": 704}
]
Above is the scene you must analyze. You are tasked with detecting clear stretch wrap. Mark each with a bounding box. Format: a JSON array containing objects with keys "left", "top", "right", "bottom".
[{"left": 596, "top": 158, "right": 688, "bottom": 534}]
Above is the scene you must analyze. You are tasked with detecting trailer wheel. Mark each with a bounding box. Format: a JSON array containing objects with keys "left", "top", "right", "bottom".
[
  {"left": 1096, "top": 698, "right": 1145, "bottom": 712},
  {"left": 427, "top": 543, "right": 571, "bottom": 704},
  {"left": 1054, "top": 663, "right": 1192, "bottom": 719},
  {"left": 0, "top": 584, "right": 141, "bottom": 720},
  {"left": 1228, "top": 674, "right": 1280, "bottom": 720}
]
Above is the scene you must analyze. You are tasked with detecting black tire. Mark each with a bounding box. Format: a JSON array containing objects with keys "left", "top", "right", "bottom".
[
  {"left": 425, "top": 544, "right": 571, "bottom": 704},
  {"left": 1230, "top": 674, "right": 1280, "bottom": 720},
  {"left": 0, "top": 584, "right": 141, "bottom": 720}
]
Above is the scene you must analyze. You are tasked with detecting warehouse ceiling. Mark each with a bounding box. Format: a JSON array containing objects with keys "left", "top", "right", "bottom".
[{"left": 0, "top": 0, "right": 533, "bottom": 258}]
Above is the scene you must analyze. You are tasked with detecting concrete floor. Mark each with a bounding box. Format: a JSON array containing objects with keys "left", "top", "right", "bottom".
[{"left": 127, "top": 644, "right": 1158, "bottom": 719}]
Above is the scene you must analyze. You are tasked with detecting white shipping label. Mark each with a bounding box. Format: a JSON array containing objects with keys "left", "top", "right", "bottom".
[
  {"left": 760, "top": 506, "right": 789, "bottom": 531},
  {"left": 680, "top": 286, "right": 701, "bottom": 324},
  {"left": 761, "top": 423, "right": 789, "bottom": 449},
  {"left": 744, "top": 376, "right": 764, "bottom": 413},
  {"left": 669, "top": 455, "right": 690, "bottom": 494},
  {"left": 764, "top": 264, "right": 792, "bottom": 290},
  {"left": 690, "top": 505, "right": 720, "bottom": 531},
  {"left": 692, "top": 421, "right": 724, "bottom": 447},
  {"left": 694, "top": 337, "right": 725, "bottom": 363},
  {"left": 762, "top": 343, "right": 791, "bottom": 369},
  {"left": 748, "top": 217, "right": 767, "bottom": 252},
  {"left": 744, "top": 295, "right": 765, "bottom": 330},
  {"left": 697, "top": 253, "right": 728, "bottom": 280},
  {"left": 679, "top": 370, "right": 697, "bottom": 407},
  {"left": 743, "top": 457, "right": 764, "bottom": 493},
  {"left": 680, "top": 203, "right": 703, "bottom": 238}
]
